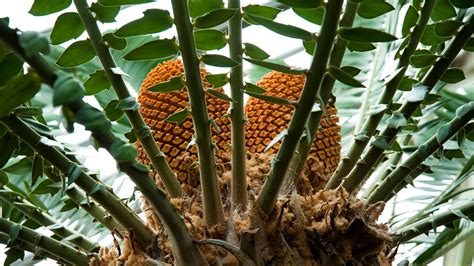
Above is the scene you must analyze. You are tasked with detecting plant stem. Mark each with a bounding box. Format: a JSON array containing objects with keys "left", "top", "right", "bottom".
[
  {"left": 170, "top": 0, "right": 225, "bottom": 225},
  {"left": 257, "top": 0, "right": 344, "bottom": 215},
  {"left": 0, "top": 115, "right": 153, "bottom": 248},
  {"left": 327, "top": 0, "right": 436, "bottom": 190},
  {"left": 0, "top": 232, "right": 67, "bottom": 262},
  {"left": 228, "top": 0, "right": 247, "bottom": 211},
  {"left": 366, "top": 102, "right": 474, "bottom": 204},
  {"left": 0, "top": 189, "right": 99, "bottom": 252},
  {"left": 341, "top": 14, "right": 474, "bottom": 190},
  {"left": 285, "top": 1, "right": 359, "bottom": 191},
  {"left": 0, "top": 22, "right": 205, "bottom": 263},
  {"left": 361, "top": 135, "right": 411, "bottom": 198},
  {"left": 43, "top": 165, "right": 126, "bottom": 234},
  {"left": 392, "top": 200, "right": 474, "bottom": 244},
  {"left": 0, "top": 218, "right": 90, "bottom": 265},
  {"left": 73, "top": 0, "right": 183, "bottom": 198}
]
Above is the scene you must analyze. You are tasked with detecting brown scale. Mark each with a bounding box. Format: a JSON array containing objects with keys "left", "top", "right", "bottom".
[
  {"left": 244, "top": 71, "right": 341, "bottom": 193},
  {"left": 136, "top": 59, "right": 231, "bottom": 191}
]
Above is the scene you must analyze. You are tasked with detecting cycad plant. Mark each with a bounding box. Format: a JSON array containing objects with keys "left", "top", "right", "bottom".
[{"left": 0, "top": 0, "right": 473, "bottom": 265}]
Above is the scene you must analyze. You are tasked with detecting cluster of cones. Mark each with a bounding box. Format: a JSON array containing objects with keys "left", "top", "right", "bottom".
[{"left": 93, "top": 59, "right": 391, "bottom": 265}]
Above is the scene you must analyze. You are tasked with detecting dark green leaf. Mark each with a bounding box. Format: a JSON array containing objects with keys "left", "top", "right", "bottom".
[
  {"left": 463, "top": 38, "right": 474, "bottom": 52},
  {"left": 357, "top": 1, "right": 394, "bottom": 19},
  {"left": 90, "top": 2, "right": 120, "bottom": 23},
  {"left": 242, "top": 5, "right": 281, "bottom": 23},
  {"left": 347, "top": 41, "right": 376, "bottom": 52},
  {"left": 450, "top": 0, "right": 474, "bottom": 8},
  {"left": 148, "top": 76, "right": 185, "bottom": 92},
  {"left": 399, "top": 76, "right": 417, "bottom": 91},
  {"left": 243, "top": 13, "right": 314, "bottom": 41},
  {"left": 277, "top": 0, "right": 322, "bottom": 8},
  {"left": 189, "top": 0, "right": 224, "bottom": 18},
  {"left": 19, "top": 32, "right": 50, "bottom": 57},
  {"left": 5, "top": 248, "right": 25, "bottom": 266},
  {"left": 84, "top": 70, "right": 111, "bottom": 95},
  {"left": 110, "top": 141, "right": 137, "bottom": 162},
  {"left": 194, "top": 8, "right": 237, "bottom": 28},
  {"left": 410, "top": 54, "right": 438, "bottom": 68},
  {"left": 75, "top": 105, "right": 111, "bottom": 132},
  {"left": 431, "top": 0, "right": 456, "bottom": 21},
  {"left": 115, "top": 9, "right": 173, "bottom": 37},
  {"left": 52, "top": 74, "right": 84, "bottom": 106},
  {"left": 441, "top": 68, "right": 465, "bottom": 83},
  {"left": 104, "top": 100, "right": 124, "bottom": 121},
  {"left": 124, "top": 39, "right": 178, "bottom": 60},
  {"left": 328, "top": 66, "right": 365, "bottom": 87},
  {"left": 0, "top": 40, "right": 7, "bottom": 62},
  {"left": 60, "top": 199, "right": 78, "bottom": 212},
  {"left": 205, "top": 73, "right": 228, "bottom": 87},
  {"left": 340, "top": 66, "right": 361, "bottom": 77},
  {"left": 103, "top": 33, "right": 126, "bottom": 50},
  {"left": 31, "top": 154, "right": 43, "bottom": 187},
  {"left": 50, "top": 12, "right": 85, "bottom": 45},
  {"left": 243, "top": 90, "right": 294, "bottom": 105},
  {"left": 67, "top": 164, "right": 81, "bottom": 187},
  {"left": 243, "top": 57, "right": 305, "bottom": 74},
  {"left": 0, "top": 169, "right": 8, "bottom": 186},
  {"left": 201, "top": 54, "right": 239, "bottom": 67},
  {"left": 98, "top": 0, "right": 154, "bottom": 6},
  {"left": 31, "top": 179, "right": 58, "bottom": 195},
  {"left": 29, "top": 0, "right": 71, "bottom": 16},
  {"left": 390, "top": 140, "right": 402, "bottom": 152},
  {"left": 0, "top": 53, "right": 24, "bottom": 86},
  {"left": 244, "top": 82, "right": 266, "bottom": 94},
  {"left": 0, "top": 133, "right": 17, "bottom": 168},
  {"left": 207, "top": 89, "right": 236, "bottom": 103},
  {"left": 243, "top": 43, "right": 269, "bottom": 60},
  {"left": 56, "top": 39, "right": 96, "bottom": 67},
  {"left": 386, "top": 112, "right": 407, "bottom": 128},
  {"left": 4, "top": 157, "right": 32, "bottom": 176},
  {"left": 165, "top": 108, "right": 191, "bottom": 125},
  {"left": 434, "top": 20, "right": 462, "bottom": 37},
  {"left": 292, "top": 7, "right": 324, "bottom": 25},
  {"left": 117, "top": 96, "right": 139, "bottom": 111},
  {"left": 194, "top": 29, "right": 227, "bottom": 50},
  {"left": 405, "top": 85, "right": 428, "bottom": 102},
  {"left": 339, "top": 27, "right": 397, "bottom": 42},
  {"left": 0, "top": 72, "right": 41, "bottom": 117},
  {"left": 303, "top": 40, "right": 316, "bottom": 55},
  {"left": 402, "top": 5, "right": 419, "bottom": 37},
  {"left": 421, "top": 24, "right": 450, "bottom": 46},
  {"left": 422, "top": 93, "right": 441, "bottom": 104},
  {"left": 12, "top": 106, "right": 42, "bottom": 117}
]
